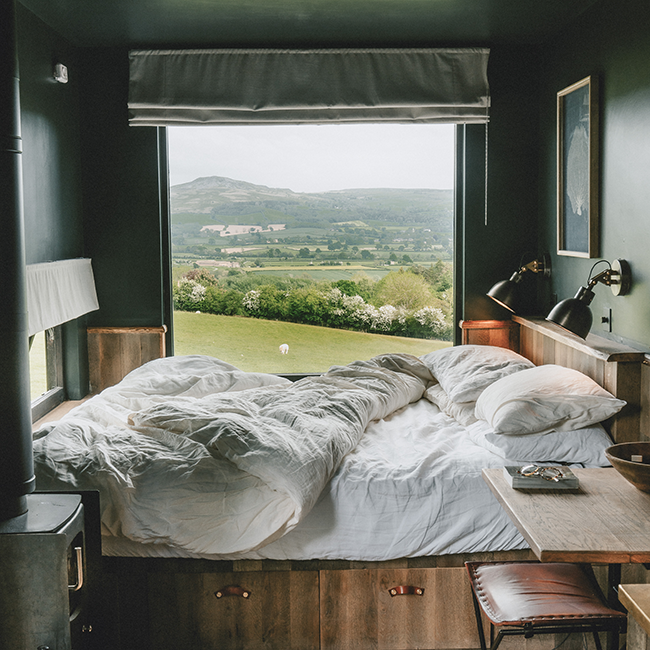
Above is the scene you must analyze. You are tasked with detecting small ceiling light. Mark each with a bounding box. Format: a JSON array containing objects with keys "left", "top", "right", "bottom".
[
  {"left": 487, "top": 254, "right": 551, "bottom": 313},
  {"left": 546, "top": 259, "right": 632, "bottom": 339},
  {"left": 53, "top": 63, "right": 68, "bottom": 84}
]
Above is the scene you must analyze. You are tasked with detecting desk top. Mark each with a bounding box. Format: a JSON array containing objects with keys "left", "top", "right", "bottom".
[
  {"left": 483, "top": 467, "right": 650, "bottom": 564},
  {"left": 619, "top": 584, "right": 650, "bottom": 637}
]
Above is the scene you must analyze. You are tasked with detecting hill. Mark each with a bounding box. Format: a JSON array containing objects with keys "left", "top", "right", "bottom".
[{"left": 171, "top": 176, "right": 453, "bottom": 232}]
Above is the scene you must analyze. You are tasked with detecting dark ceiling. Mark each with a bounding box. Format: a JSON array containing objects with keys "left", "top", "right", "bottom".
[{"left": 18, "top": 0, "right": 602, "bottom": 49}]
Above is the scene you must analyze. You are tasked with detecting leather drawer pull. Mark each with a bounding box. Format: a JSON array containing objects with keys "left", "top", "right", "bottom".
[
  {"left": 215, "top": 585, "right": 251, "bottom": 599},
  {"left": 388, "top": 585, "right": 424, "bottom": 597}
]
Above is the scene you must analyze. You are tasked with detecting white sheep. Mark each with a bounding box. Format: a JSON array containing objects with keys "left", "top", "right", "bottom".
[{"left": 279, "top": 344, "right": 289, "bottom": 354}]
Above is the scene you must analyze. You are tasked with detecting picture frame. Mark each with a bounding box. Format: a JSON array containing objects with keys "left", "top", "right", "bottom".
[{"left": 557, "top": 75, "right": 598, "bottom": 258}]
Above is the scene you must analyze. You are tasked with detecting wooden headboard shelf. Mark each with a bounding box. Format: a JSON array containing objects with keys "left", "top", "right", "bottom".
[{"left": 512, "top": 316, "right": 645, "bottom": 363}]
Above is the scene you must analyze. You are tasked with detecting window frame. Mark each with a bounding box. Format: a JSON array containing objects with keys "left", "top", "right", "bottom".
[{"left": 159, "top": 123, "right": 465, "bottom": 355}]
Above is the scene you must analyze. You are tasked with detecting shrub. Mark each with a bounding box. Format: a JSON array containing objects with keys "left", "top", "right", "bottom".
[
  {"left": 203, "top": 286, "right": 244, "bottom": 316},
  {"left": 285, "top": 287, "right": 329, "bottom": 326},
  {"left": 176, "top": 272, "right": 452, "bottom": 340},
  {"left": 183, "top": 267, "right": 218, "bottom": 286},
  {"left": 174, "top": 278, "right": 207, "bottom": 310},
  {"left": 257, "top": 285, "right": 286, "bottom": 320},
  {"left": 372, "top": 269, "right": 434, "bottom": 311}
]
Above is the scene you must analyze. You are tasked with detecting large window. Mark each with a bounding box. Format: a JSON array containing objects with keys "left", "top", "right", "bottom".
[{"left": 167, "top": 123, "right": 455, "bottom": 372}]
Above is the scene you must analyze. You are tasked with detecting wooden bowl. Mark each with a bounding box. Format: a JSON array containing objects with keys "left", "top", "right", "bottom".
[{"left": 605, "top": 442, "right": 650, "bottom": 493}]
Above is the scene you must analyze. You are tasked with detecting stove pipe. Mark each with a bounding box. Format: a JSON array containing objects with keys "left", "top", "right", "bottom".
[{"left": 0, "top": 0, "right": 36, "bottom": 521}]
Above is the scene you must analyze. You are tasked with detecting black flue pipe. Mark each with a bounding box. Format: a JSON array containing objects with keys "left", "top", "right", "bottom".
[{"left": 0, "top": 0, "right": 36, "bottom": 520}]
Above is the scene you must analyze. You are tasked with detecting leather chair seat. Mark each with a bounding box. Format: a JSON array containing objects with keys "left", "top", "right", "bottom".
[{"left": 465, "top": 561, "right": 626, "bottom": 650}]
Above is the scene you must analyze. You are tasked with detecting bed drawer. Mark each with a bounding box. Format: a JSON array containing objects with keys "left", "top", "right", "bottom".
[
  {"left": 320, "top": 567, "right": 482, "bottom": 650},
  {"left": 147, "top": 570, "right": 320, "bottom": 650}
]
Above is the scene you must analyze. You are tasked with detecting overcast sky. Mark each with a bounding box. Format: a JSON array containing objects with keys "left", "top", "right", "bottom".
[{"left": 167, "top": 124, "right": 455, "bottom": 193}]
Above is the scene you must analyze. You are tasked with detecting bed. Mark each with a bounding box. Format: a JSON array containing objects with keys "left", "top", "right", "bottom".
[{"left": 32, "top": 317, "right": 645, "bottom": 650}]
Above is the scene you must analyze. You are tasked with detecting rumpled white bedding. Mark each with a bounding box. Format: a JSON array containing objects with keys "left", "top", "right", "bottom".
[
  {"left": 33, "top": 353, "right": 430, "bottom": 555},
  {"left": 104, "top": 398, "right": 530, "bottom": 561},
  {"left": 33, "top": 353, "right": 612, "bottom": 561}
]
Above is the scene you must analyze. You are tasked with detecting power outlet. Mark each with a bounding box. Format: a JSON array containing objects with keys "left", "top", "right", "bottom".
[{"left": 602, "top": 307, "right": 612, "bottom": 332}]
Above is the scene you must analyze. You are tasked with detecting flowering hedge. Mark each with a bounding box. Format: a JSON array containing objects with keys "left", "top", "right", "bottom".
[{"left": 173, "top": 275, "right": 452, "bottom": 340}]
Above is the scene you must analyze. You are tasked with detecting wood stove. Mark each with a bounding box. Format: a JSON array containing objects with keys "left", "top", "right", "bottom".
[{"left": 0, "top": 493, "right": 91, "bottom": 649}]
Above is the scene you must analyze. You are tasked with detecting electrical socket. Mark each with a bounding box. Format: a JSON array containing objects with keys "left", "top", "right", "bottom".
[{"left": 602, "top": 307, "right": 612, "bottom": 332}]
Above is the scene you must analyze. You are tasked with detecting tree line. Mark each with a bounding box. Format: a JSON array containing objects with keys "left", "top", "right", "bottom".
[{"left": 173, "top": 263, "right": 453, "bottom": 340}]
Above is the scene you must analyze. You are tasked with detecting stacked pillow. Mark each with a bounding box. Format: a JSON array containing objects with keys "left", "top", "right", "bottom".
[
  {"left": 420, "top": 344, "right": 534, "bottom": 403},
  {"left": 420, "top": 344, "right": 627, "bottom": 466},
  {"left": 474, "top": 363, "right": 626, "bottom": 435},
  {"left": 420, "top": 345, "right": 534, "bottom": 425}
]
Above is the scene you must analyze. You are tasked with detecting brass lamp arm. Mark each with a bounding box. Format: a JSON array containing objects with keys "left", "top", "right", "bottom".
[{"left": 586, "top": 259, "right": 631, "bottom": 296}]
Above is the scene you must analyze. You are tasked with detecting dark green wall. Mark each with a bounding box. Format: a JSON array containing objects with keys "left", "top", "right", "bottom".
[
  {"left": 23, "top": 0, "right": 650, "bottom": 364},
  {"left": 78, "top": 48, "right": 166, "bottom": 330},
  {"left": 17, "top": 10, "right": 166, "bottom": 334},
  {"left": 17, "top": 5, "right": 90, "bottom": 398},
  {"left": 460, "top": 45, "right": 544, "bottom": 323},
  {"left": 18, "top": 4, "right": 82, "bottom": 264},
  {"left": 537, "top": 0, "right": 650, "bottom": 349}
]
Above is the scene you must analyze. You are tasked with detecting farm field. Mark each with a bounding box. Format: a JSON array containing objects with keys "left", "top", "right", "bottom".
[
  {"left": 173, "top": 310, "right": 450, "bottom": 373},
  {"left": 246, "top": 266, "right": 395, "bottom": 281},
  {"left": 172, "top": 263, "right": 397, "bottom": 283}
]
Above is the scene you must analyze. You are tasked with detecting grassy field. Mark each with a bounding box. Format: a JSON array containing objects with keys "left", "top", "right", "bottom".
[
  {"left": 173, "top": 263, "right": 401, "bottom": 283},
  {"left": 173, "top": 310, "right": 450, "bottom": 373},
  {"left": 27, "top": 312, "right": 449, "bottom": 404},
  {"left": 246, "top": 266, "right": 391, "bottom": 281}
]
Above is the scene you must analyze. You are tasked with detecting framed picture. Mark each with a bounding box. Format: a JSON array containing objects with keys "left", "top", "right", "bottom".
[{"left": 557, "top": 75, "right": 598, "bottom": 257}]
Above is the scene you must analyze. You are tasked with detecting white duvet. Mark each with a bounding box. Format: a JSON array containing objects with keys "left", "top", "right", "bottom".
[
  {"left": 33, "top": 353, "right": 614, "bottom": 561},
  {"left": 33, "top": 353, "right": 430, "bottom": 555}
]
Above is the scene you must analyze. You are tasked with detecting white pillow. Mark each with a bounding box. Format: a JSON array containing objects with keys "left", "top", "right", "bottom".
[
  {"left": 467, "top": 420, "right": 613, "bottom": 466},
  {"left": 475, "top": 364, "right": 626, "bottom": 435},
  {"left": 419, "top": 345, "right": 534, "bottom": 403},
  {"left": 423, "top": 384, "right": 478, "bottom": 426}
]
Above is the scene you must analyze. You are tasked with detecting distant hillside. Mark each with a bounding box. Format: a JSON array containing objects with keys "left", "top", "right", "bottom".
[{"left": 170, "top": 176, "right": 453, "bottom": 232}]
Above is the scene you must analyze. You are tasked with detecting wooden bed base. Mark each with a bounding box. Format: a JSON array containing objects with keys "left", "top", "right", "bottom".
[
  {"left": 100, "top": 550, "right": 535, "bottom": 650},
  {"left": 93, "top": 317, "right": 645, "bottom": 650}
]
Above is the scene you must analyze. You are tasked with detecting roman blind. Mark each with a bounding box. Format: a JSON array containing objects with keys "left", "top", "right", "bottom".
[
  {"left": 128, "top": 48, "right": 490, "bottom": 126},
  {"left": 26, "top": 259, "right": 100, "bottom": 336}
]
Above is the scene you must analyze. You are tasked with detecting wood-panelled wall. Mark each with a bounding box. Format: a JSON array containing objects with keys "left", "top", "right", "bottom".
[
  {"left": 641, "top": 361, "right": 650, "bottom": 442},
  {"left": 460, "top": 319, "right": 519, "bottom": 349},
  {"left": 87, "top": 326, "right": 167, "bottom": 393}
]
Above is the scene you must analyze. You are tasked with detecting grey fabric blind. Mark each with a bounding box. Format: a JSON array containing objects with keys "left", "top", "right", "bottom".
[
  {"left": 128, "top": 48, "right": 490, "bottom": 126},
  {"left": 26, "top": 259, "right": 99, "bottom": 337}
]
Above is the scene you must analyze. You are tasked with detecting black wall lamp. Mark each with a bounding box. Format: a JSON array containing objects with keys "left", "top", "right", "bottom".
[
  {"left": 546, "top": 259, "right": 632, "bottom": 339},
  {"left": 487, "top": 254, "right": 551, "bottom": 313}
]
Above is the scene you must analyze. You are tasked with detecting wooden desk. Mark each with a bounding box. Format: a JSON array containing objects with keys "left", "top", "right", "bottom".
[
  {"left": 483, "top": 467, "right": 650, "bottom": 564},
  {"left": 483, "top": 467, "right": 650, "bottom": 650},
  {"left": 620, "top": 584, "right": 650, "bottom": 637}
]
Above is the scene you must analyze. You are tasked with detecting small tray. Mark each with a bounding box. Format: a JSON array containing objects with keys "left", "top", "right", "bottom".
[{"left": 503, "top": 465, "right": 580, "bottom": 490}]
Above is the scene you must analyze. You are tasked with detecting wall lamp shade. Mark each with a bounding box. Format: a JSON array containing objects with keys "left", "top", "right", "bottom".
[
  {"left": 546, "top": 259, "right": 631, "bottom": 339},
  {"left": 487, "top": 273, "right": 520, "bottom": 312},
  {"left": 487, "top": 255, "right": 551, "bottom": 312}
]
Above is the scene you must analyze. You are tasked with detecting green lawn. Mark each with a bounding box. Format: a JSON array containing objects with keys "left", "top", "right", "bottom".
[{"left": 173, "top": 311, "right": 450, "bottom": 373}]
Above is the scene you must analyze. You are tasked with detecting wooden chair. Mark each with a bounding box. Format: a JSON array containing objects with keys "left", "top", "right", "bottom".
[{"left": 465, "top": 561, "right": 627, "bottom": 650}]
